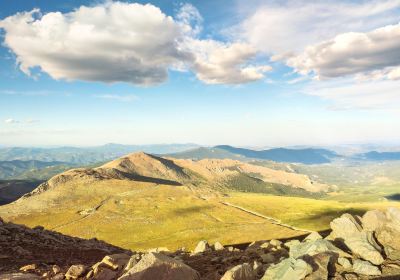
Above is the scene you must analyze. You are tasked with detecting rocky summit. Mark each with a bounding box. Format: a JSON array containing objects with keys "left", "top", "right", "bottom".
[{"left": 1, "top": 207, "right": 400, "bottom": 279}]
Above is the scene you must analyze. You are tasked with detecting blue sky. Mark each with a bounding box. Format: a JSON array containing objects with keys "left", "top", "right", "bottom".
[{"left": 0, "top": 0, "right": 399, "bottom": 147}]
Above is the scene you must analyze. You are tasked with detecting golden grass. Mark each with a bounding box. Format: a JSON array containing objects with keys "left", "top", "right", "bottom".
[{"left": 225, "top": 192, "right": 400, "bottom": 231}]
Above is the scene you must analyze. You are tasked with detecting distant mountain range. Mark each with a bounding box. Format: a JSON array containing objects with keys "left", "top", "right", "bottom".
[
  {"left": 355, "top": 151, "right": 400, "bottom": 161},
  {"left": 169, "top": 145, "right": 340, "bottom": 164},
  {"left": 0, "top": 143, "right": 199, "bottom": 164}
]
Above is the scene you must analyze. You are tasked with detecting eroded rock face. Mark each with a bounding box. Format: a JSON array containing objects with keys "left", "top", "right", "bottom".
[
  {"left": 363, "top": 208, "right": 400, "bottom": 260},
  {"left": 352, "top": 259, "right": 381, "bottom": 276},
  {"left": 289, "top": 239, "right": 348, "bottom": 259},
  {"left": 330, "top": 214, "right": 384, "bottom": 265},
  {"left": 65, "top": 265, "right": 88, "bottom": 280},
  {"left": 262, "top": 257, "right": 312, "bottom": 280},
  {"left": 118, "top": 252, "right": 200, "bottom": 280},
  {"left": 220, "top": 263, "right": 255, "bottom": 280}
]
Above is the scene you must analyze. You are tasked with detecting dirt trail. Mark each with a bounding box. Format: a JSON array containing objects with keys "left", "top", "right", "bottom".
[{"left": 220, "top": 201, "right": 311, "bottom": 233}]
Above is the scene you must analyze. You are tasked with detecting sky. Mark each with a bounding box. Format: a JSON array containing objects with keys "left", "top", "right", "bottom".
[{"left": 0, "top": 0, "right": 399, "bottom": 147}]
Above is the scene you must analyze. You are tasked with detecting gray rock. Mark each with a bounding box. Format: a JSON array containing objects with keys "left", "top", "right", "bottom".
[
  {"left": 284, "top": 240, "right": 301, "bottom": 249},
  {"left": 338, "top": 257, "right": 352, "bottom": 270},
  {"left": 93, "top": 267, "right": 118, "bottom": 280},
  {"left": 352, "top": 259, "right": 381, "bottom": 276},
  {"left": 65, "top": 265, "right": 87, "bottom": 280},
  {"left": 304, "top": 253, "right": 331, "bottom": 280},
  {"left": 372, "top": 207, "right": 400, "bottom": 260},
  {"left": 330, "top": 214, "right": 384, "bottom": 265},
  {"left": 262, "top": 257, "right": 312, "bottom": 280},
  {"left": 220, "top": 263, "right": 256, "bottom": 280},
  {"left": 0, "top": 273, "right": 41, "bottom": 280},
  {"left": 193, "top": 240, "right": 210, "bottom": 254},
  {"left": 289, "top": 239, "right": 348, "bottom": 259},
  {"left": 214, "top": 241, "right": 225, "bottom": 251},
  {"left": 118, "top": 252, "right": 200, "bottom": 280},
  {"left": 101, "top": 253, "right": 131, "bottom": 270},
  {"left": 362, "top": 210, "right": 387, "bottom": 231},
  {"left": 304, "top": 232, "right": 323, "bottom": 242},
  {"left": 269, "top": 239, "right": 283, "bottom": 247}
]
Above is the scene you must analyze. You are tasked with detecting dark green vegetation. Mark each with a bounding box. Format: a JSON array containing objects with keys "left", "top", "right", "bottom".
[{"left": 224, "top": 174, "right": 324, "bottom": 198}]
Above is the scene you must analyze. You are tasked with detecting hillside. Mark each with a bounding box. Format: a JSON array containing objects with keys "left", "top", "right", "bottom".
[
  {"left": 170, "top": 145, "right": 339, "bottom": 164},
  {"left": 1, "top": 152, "right": 400, "bottom": 254}
]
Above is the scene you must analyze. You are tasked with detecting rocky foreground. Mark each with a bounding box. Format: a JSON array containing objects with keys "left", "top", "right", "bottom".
[{"left": 2, "top": 208, "right": 400, "bottom": 280}]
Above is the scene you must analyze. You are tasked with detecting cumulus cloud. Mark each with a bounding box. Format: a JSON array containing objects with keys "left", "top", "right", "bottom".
[
  {"left": 0, "top": 2, "right": 270, "bottom": 86},
  {"left": 287, "top": 23, "right": 400, "bottom": 80},
  {"left": 186, "top": 39, "right": 271, "bottom": 84},
  {"left": 0, "top": 2, "right": 189, "bottom": 86},
  {"left": 239, "top": 0, "right": 400, "bottom": 55}
]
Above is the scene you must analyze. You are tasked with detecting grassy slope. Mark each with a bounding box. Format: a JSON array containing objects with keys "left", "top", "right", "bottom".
[
  {"left": 0, "top": 179, "right": 301, "bottom": 251},
  {"left": 225, "top": 192, "right": 400, "bottom": 231}
]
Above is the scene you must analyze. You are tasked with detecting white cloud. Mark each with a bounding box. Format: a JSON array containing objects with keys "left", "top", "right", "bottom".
[
  {"left": 239, "top": 0, "right": 400, "bottom": 55},
  {"left": 0, "top": 3, "right": 189, "bottom": 86},
  {"left": 186, "top": 39, "right": 271, "bottom": 84},
  {"left": 304, "top": 79, "right": 400, "bottom": 110},
  {"left": 4, "top": 118, "right": 19, "bottom": 124},
  {"left": 0, "top": 2, "right": 270, "bottom": 86},
  {"left": 288, "top": 23, "right": 400, "bottom": 79}
]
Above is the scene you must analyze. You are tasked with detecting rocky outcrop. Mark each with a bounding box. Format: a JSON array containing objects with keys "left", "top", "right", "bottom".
[
  {"left": 3, "top": 208, "right": 400, "bottom": 279},
  {"left": 118, "top": 252, "right": 200, "bottom": 280}
]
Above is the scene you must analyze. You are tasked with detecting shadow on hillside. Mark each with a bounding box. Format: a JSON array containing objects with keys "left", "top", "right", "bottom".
[
  {"left": 385, "top": 193, "right": 400, "bottom": 201},
  {"left": 294, "top": 208, "right": 367, "bottom": 227},
  {"left": 173, "top": 205, "right": 213, "bottom": 215},
  {"left": 119, "top": 171, "right": 182, "bottom": 186}
]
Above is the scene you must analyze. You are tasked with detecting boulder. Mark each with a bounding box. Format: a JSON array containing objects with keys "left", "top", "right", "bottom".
[
  {"left": 337, "top": 257, "right": 352, "bottom": 270},
  {"left": 262, "top": 257, "right": 312, "bottom": 280},
  {"left": 19, "top": 264, "right": 37, "bottom": 272},
  {"left": 362, "top": 210, "right": 387, "bottom": 231},
  {"left": 0, "top": 273, "right": 41, "bottom": 279},
  {"left": 101, "top": 253, "right": 131, "bottom": 270},
  {"left": 260, "top": 253, "right": 276, "bottom": 263},
  {"left": 93, "top": 267, "right": 118, "bottom": 280},
  {"left": 289, "top": 239, "right": 348, "bottom": 259},
  {"left": 330, "top": 214, "right": 384, "bottom": 265},
  {"left": 118, "top": 252, "right": 200, "bottom": 280},
  {"left": 304, "top": 232, "right": 323, "bottom": 242},
  {"left": 214, "top": 241, "right": 225, "bottom": 251},
  {"left": 372, "top": 207, "right": 400, "bottom": 260},
  {"left": 220, "top": 263, "right": 256, "bottom": 280},
  {"left": 65, "top": 265, "right": 87, "bottom": 280},
  {"left": 123, "top": 257, "right": 138, "bottom": 273},
  {"left": 304, "top": 253, "right": 331, "bottom": 280},
  {"left": 269, "top": 239, "right": 283, "bottom": 248},
  {"left": 352, "top": 260, "right": 381, "bottom": 276},
  {"left": 193, "top": 240, "right": 211, "bottom": 254}
]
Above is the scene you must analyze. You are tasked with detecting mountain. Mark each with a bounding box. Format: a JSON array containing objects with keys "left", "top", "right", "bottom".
[
  {"left": 0, "top": 160, "right": 73, "bottom": 180},
  {"left": 0, "top": 152, "right": 332, "bottom": 251},
  {"left": 0, "top": 143, "right": 199, "bottom": 164},
  {"left": 355, "top": 151, "right": 400, "bottom": 161},
  {"left": 170, "top": 145, "right": 339, "bottom": 164}
]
